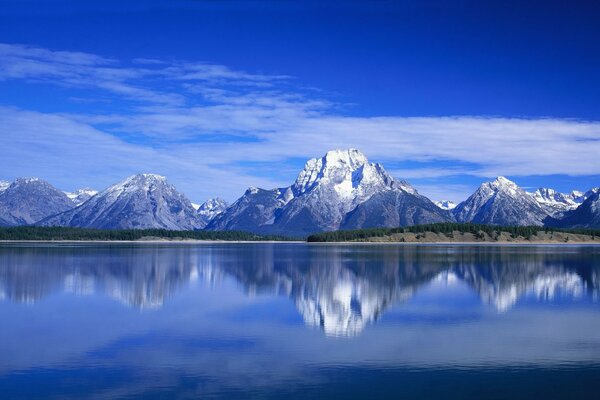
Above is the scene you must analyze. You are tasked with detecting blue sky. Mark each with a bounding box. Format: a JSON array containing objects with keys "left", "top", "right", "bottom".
[{"left": 0, "top": 0, "right": 599, "bottom": 203}]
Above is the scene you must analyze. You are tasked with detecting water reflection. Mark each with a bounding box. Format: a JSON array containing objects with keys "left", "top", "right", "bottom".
[{"left": 1, "top": 244, "right": 599, "bottom": 336}]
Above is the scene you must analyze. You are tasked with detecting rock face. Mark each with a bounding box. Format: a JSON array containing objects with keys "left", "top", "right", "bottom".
[
  {"left": 207, "top": 149, "right": 451, "bottom": 236},
  {"left": 0, "top": 178, "right": 74, "bottom": 226},
  {"left": 547, "top": 190, "right": 600, "bottom": 229},
  {"left": 528, "top": 188, "right": 586, "bottom": 217},
  {"left": 435, "top": 200, "right": 457, "bottom": 210},
  {"left": 197, "top": 198, "right": 229, "bottom": 224},
  {"left": 65, "top": 188, "right": 98, "bottom": 206},
  {"left": 39, "top": 174, "right": 204, "bottom": 230},
  {"left": 453, "top": 177, "right": 549, "bottom": 226},
  {"left": 341, "top": 189, "right": 453, "bottom": 230},
  {"left": 207, "top": 186, "right": 291, "bottom": 233}
]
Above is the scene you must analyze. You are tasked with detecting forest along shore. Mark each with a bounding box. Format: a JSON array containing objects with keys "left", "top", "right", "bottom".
[
  {"left": 307, "top": 223, "right": 600, "bottom": 243},
  {"left": 338, "top": 230, "right": 598, "bottom": 243}
]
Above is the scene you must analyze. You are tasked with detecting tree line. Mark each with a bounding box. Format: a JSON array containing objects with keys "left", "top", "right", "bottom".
[
  {"left": 0, "top": 226, "right": 292, "bottom": 241},
  {"left": 306, "top": 223, "right": 600, "bottom": 242}
]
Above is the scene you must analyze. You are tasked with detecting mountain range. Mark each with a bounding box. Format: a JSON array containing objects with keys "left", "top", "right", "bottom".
[{"left": 0, "top": 149, "right": 598, "bottom": 233}]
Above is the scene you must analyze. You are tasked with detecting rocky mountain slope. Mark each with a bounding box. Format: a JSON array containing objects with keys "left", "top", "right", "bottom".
[
  {"left": 546, "top": 190, "right": 600, "bottom": 229},
  {"left": 0, "top": 178, "right": 74, "bottom": 226},
  {"left": 207, "top": 149, "right": 450, "bottom": 236},
  {"left": 528, "top": 188, "right": 585, "bottom": 217},
  {"left": 39, "top": 174, "right": 204, "bottom": 230},
  {"left": 197, "top": 198, "right": 229, "bottom": 224},
  {"left": 453, "top": 177, "right": 549, "bottom": 226}
]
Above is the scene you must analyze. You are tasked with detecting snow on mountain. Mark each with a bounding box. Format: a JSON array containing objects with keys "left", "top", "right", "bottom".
[
  {"left": 435, "top": 200, "right": 457, "bottom": 210},
  {"left": 0, "top": 180, "right": 10, "bottom": 192},
  {"left": 278, "top": 149, "right": 407, "bottom": 232},
  {"left": 0, "top": 178, "right": 74, "bottom": 226},
  {"left": 547, "top": 190, "right": 600, "bottom": 229},
  {"left": 453, "top": 176, "right": 549, "bottom": 226},
  {"left": 197, "top": 198, "right": 229, "bottom": 224},
  {"left": 527, "top": 188, "right": 586, "bottom": 217},
  {"left": 208, "top": 149, "right": 451, "bottom": 236},
  {"left": 65, "top": 187, "right": 98, "bottom": 206},
  {"left": 39, "top": 174, "right": 204, "bottom": 230}
]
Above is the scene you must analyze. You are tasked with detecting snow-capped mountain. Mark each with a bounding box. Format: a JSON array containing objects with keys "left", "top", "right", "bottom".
[
  {"left": 454, "top": 177, "right": 549, "bottom": 226},
  {"left": 0, "top": 180, "right": 10, "bottom": 192},
  {"left": 0, "top": 178, "right": 75, "bottom": 226},
  {"left": 64, "top": 188, "right": 98, "bottom": 206},
  {"left": 39, "top": 174, "right": 204, "bottom": 230},
  {"left": 547, "top": 189, "right": 600, "bottom": 229},
  {"left": 206, "top": 186, "right": 292, "bottom": 233},
  {"left": 435, "top": 200, "right": 457, "bottom": 210},
  {"left": 197, "top": 198, "right": 229, "bottom": 224},
  {"left": 207, "top": 149, "right": 451, "bottom": 235},
  {"left": 528, "top": 188, "right": 586, "bottom": 217}
]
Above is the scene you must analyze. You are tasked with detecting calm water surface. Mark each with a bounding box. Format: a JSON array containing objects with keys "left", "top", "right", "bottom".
[{"left": 0, "top": 243, "right": 599, "bottom": 399}]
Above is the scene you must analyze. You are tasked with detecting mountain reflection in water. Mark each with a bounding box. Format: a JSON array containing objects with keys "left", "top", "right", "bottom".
[{"left": 1, "top": 243, "right": 598, "bottom": 337}]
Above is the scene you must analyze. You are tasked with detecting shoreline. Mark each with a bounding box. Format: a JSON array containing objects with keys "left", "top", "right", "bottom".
[
  {"left": 0, "top": 240, "right": 599, "bottom": 246},
  {"left": 309, "top": 241, "right": 600, "bottom": 246},
  {"left": 0, "top": 240, "right": 305, "bottom": 244}
]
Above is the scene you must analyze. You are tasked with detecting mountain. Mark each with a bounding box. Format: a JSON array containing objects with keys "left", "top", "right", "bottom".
[
  {"left": 197, "top": 198, "right": 229, "bottom": 224},
  {"left": 341, "top": 189, "right": 453, "bottom": 230},
  {"left": 208, "top": 149, "right": 451, "bottom": 236},
  {"left": 435, "top": 200, "right": 457, "bottom": 210},
  {"left": 453, "top": 177, "right": 549, "bottom": 226},
  {"left": 65, "top": 187, "right": 98, "bottom": 206},
  {"left": 528, "top": 188, "right": 585, "bottom": 217},
  {"left": 547, "top": 189, "right": 600, "bottom": 229},
  {"left": 0, "top": 178, "right": 74, "bottom": 226},
  {"left": 39, "top": 174, "right": 204, "bottom": 230},
  {"left": 207, "top": 186, "right": 291, "bottom": 233}
]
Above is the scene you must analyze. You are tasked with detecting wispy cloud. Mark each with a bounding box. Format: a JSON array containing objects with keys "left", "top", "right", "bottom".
[
  {"left": 1, "top": 42, "right": 599, "bottom": 202},
  {"left": 0, "top": 43, "right": 288, "bottom": 106}
]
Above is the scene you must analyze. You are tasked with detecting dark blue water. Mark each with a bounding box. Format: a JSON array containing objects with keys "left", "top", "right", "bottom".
[{"left": 1, "top": 243, "right": 599, "bottom": 399}]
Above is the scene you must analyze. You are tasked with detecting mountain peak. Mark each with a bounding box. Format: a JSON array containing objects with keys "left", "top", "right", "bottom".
[
  {"left": 293, "top": 148, "right": 386, "bottom": 197},
  {"left": 491, "top": 176, "right": 517, "bottom": 188},
  {"left": 210, "top": 149, "right": 449, "bottom": 235},
  {"left": 128, "top": 173, "right": 167, "bottom": 183},
  {"left": 65, "top": 187, "right": 98, "bottom": 206},
  {"left": 323, "top": 148, "right": 368, "bottom": 165},
  {"left": 40, "top": 173, "right": 203, "bottom": 230},
  {"left": 454, "top": 176, "right": 548, "bottom": 226},
  {"left": 198, "top": 198, "right": 229, "bottom": 223},
  {"left": 13, "top": 177, "right": 42, "bottom": 185},
  {"left": 0, "top": 180, "right": 10, "bottom": 192},
  {"left": 435, "top": 200, "right": 457, "bottom": 210},
  {"left": 0, "top": 177, "right": 73, "bottom": 226},
  {"left": 109, "top": 173, "right": 169, "bottom": 194}
]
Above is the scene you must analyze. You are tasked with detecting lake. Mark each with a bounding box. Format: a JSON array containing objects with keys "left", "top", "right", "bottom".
[{"left": 0, "top": 243, "right": 599, "bottom": 399}]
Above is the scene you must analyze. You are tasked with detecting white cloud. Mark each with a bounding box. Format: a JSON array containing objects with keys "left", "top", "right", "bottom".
[
  {"left": 1, "top": 42, "right": 599, "bottom": 203},
  {"left": 0, "top": 107, "right": 283, "bottom": 202}
]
